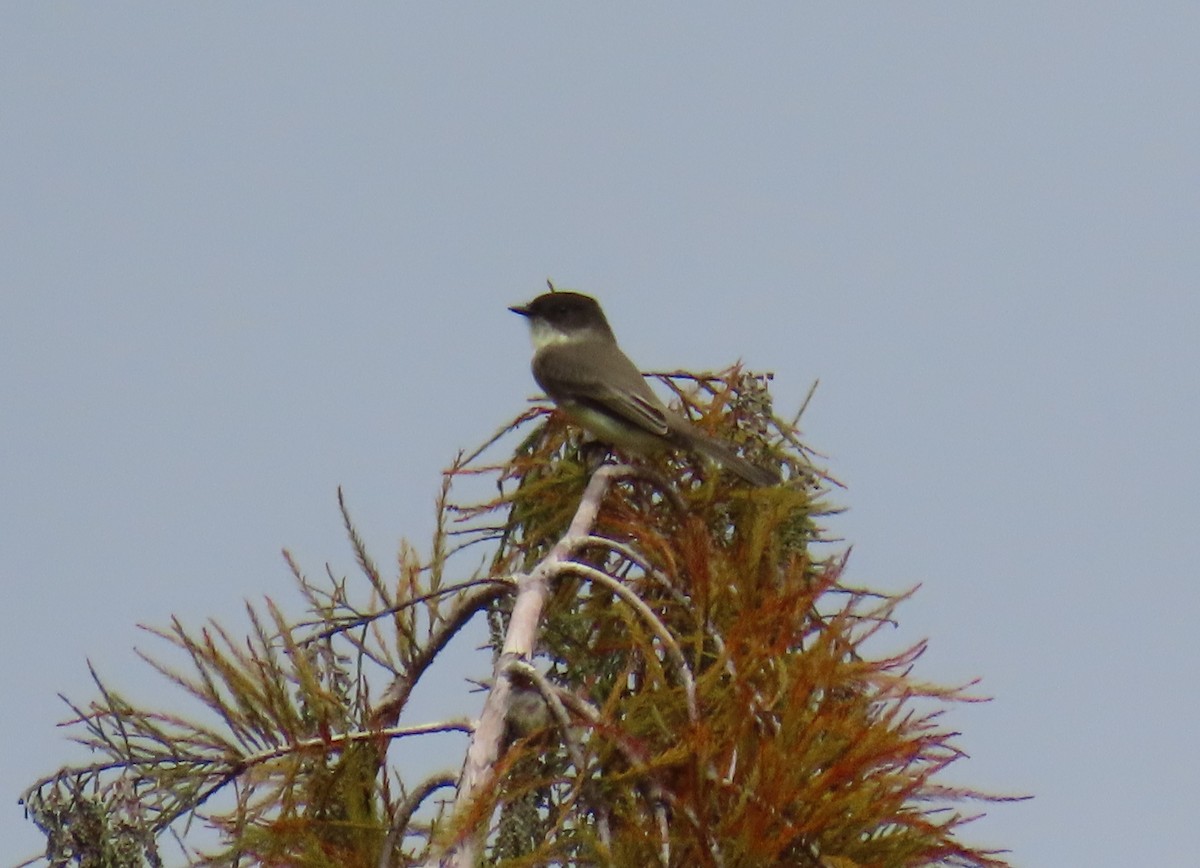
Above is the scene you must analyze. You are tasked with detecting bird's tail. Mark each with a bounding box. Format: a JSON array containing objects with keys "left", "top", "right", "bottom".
[{"left": 689, "top": 432, "right": 780, "bottom": 487}]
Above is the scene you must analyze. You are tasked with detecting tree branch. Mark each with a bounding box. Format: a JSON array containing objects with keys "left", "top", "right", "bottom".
[{"left": 428, "top": 464, "right": 632, "bottom": 867}]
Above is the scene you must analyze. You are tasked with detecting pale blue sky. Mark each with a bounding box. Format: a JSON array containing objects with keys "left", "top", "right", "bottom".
[{"left": 3, "top": 6, "right": 1198, "bottom": 865}]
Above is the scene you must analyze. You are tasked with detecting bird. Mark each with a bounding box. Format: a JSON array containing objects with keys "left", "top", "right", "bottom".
[{"left": 509, "top": 289, "right": 779, "bottom": 486}]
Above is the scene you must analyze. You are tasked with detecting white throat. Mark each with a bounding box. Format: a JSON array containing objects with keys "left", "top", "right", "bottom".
[{"left": 528, "top": 318, "right": 583, "bottom": 350}]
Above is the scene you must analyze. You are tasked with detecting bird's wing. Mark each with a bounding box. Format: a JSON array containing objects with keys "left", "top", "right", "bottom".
[{"left": 532, "top": 342, "right": 671, "bottom": 437}]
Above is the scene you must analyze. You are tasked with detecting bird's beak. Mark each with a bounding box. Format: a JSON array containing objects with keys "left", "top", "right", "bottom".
[{"left": 508, "top": 303, "right": 531, "bottom": 317}]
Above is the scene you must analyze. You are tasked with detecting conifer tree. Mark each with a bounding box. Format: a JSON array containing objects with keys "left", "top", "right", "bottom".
[{"left": 22, "top": 369, "right": 1016, "bottom": 867}]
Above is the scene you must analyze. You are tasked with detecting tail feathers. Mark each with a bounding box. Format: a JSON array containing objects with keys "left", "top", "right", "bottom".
[{"left": 690, "top": 434, "right": 780, "bottom": 487}]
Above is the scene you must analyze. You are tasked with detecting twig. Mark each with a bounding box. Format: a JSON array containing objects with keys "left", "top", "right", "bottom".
[
  {"left": 300, "top": 578, "right": 511, "bottom": 644},
  {"left": 379, "top": 773, "right": 459, "bottom": 868},
  {"left": 504, "top": 659, "right": 613, "bottom": 852},
  {"left": 555, "top": 561, "right": 698, "bottom": 722}
]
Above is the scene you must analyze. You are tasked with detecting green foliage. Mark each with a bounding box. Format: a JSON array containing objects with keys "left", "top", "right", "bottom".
[{"left": 21, "top": 369, "right": 1017, "bottom": 868}]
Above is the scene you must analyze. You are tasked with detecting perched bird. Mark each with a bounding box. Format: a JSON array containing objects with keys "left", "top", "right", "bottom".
[{"left": 510, "top": 290, "right": 779, "bottom": 486}]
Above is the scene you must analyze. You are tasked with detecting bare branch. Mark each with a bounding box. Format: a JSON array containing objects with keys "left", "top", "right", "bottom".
[
  {"left": 379, "top": 773, "right": 459, "bottom": 868},
  {"left": 554, "top": 560, "right": 697, "bottom": 721},
  {"left": 429, "top": 464, "right": 633, "bottom": 867}
]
